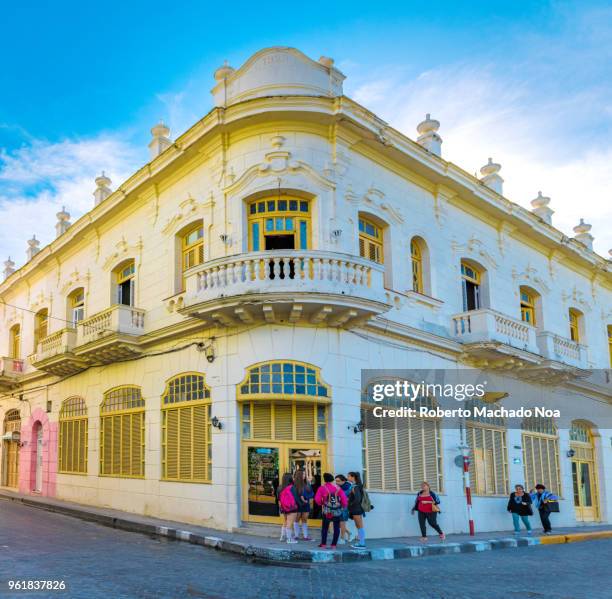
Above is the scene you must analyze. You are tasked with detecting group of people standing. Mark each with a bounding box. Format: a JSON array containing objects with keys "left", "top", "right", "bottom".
[
  {"left": 507, "top": 483, "right": 559, "bottom": 535},
  {"left": 278, "top": 471, "right": 368, "bottom": 548},
  {"left": 278, "top": 474, "right": 559, "bottom": 548}
]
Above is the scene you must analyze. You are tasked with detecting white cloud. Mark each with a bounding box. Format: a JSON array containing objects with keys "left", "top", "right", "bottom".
[
  {"left": 348, "top": 61, "right": 612, "bottom": 257},
  {"left": 0, "top": 136, "right": 143, "bottom": 269}
]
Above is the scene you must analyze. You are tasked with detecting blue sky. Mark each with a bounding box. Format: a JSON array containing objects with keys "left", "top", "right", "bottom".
[{"left": 1, "top": 1, "right": 611, "bottom": 264}]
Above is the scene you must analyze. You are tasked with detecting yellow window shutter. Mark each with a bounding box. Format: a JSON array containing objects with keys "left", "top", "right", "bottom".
[
  {"left": 121, "top": 414, "right": 131, "bottom": 475},
  {"left": 179, "top": 407, "right": 193, "bottom": 480},
  {"left": 295, "top": 404, "right": 315, "bottom": 441},
  {"left": 165, "top": 409, "right": 179, "bottom": 479},
  {"left": 365, "top": 426, "right": 383, "bottom": 490},
  {"left": 79, "top": 419, "right": 87, "bottom": 474},
  {"left": 192, "top": 404, "right": 208, "bottom": 481},
  {"left": 252, "top": 403, "right": 272, "bottom": 439},
  {"left": 382, "top": 427, "right": 398, "bottom": 491},
  {"left": 359, "top": 237, "right": 365, "bottom": 258},
  {"left": 132, "top": 412, "right": 144, "bottom": 476},
  {"left": 274, "top": 404, "right": 293, "bottom": 440}
]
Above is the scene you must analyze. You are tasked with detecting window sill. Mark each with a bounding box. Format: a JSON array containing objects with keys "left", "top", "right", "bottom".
[{"left": 392, "top": 289, "right": 444, "bottom": 309}]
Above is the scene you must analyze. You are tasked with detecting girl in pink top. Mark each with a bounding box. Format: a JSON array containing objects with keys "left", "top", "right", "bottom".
[{"left": 314, "top": 472, "right": 348, "bottom": 549}]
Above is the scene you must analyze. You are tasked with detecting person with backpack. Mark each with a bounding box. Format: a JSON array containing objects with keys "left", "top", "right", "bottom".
[
  {"left": 278, "top": 473, "right": 299, "bottom": 544},
  {"left": 314, "top": 472, "right": 348, "bottom": 549},
  {"left": 506, "top": 484, "right": 533, "bottom": 535},
  {"left": 293, "top": 469, "right": 315, "bottom": 540},
  {"left": 347, "top": 471, "right": 369, "bottom": 548},
  {"left": 335, "top": 474, "right": 353, "bottom": 544},
  {"left": 530, "top": 483, "right": 559, "bottom": 535},
  {"left": 411, "top": 481, "right": 445, "bottom": 542}
]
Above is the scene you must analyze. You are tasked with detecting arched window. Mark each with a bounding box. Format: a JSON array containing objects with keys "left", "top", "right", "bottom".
[
  {"left": 247, "top": 196, "right": 311, "bottom": 251},
  {"left": 461, "top": 261, "right": 482, "bottom": 311},
  {"left": 358, "top": 216, "right": 383, "bottom": 264},
  {"left": 9, "top": 324, "right": 20, "bottom": 358},
  {"left": 520, "top": 287, "right": 537, "bottom": 326},
  {"left": 238, "top": 361, "right": 329, "bottom": 443},
  {"left": 521, "top": 416, "right": 560, "bottom": 495},
  {"left": 2, "top": 409, "right": 21, "bottom": 488},
  {"left": 59, "top": 397, "right": 88, "bottom": 474},
  {"left": 411, "top": 239, "right": 423, "bottom": 293},
  {"left": 67, "top": 288, "right": 85, "bottom": 327},
  {"left": 464, "top": 398, "right": 508, "bottom": 495},
  {"left": 34, "top": 308, "right": 49, "bottom": 350},
  {"left": 100, "top": 386, "right": 144, "bottom": 477},
  {"left": 361, "top": 381, "right": 442, "bottom": 492},
  {"left": 181, "top": 223, "right": 204, "bottom": 281},
  {"left": 161, "top": 373, "right": 212, "bottom": 482},
  {"left": 113, "top": 260, "right": 135, "bottom": 307},
  {"left": 568, "top": 308, "right": 582, "bottom": 343}
]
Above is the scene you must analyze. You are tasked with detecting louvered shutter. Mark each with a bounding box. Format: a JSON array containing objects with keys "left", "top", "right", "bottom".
[
  {"left": 365, "top": 426, "right": 383, "bottom": 490},
  {"left": 423, "top": 419, "right": 440, "bottom": 491},
  {"left": 359, "top": 237, "right": 365, "bottom": 258},
  {"left": 79, "top": 419, "right": 87, "bottom": 473},
  {"left": 179, "top": 408, "right": 192, "bottom": 479},
  {"left": 274, "top": 404, "right": 293, "bottom": 440},
  {"left": 253, "top": 403, "right": 272, "bottom": 439},
  {"left": 193, "top": 404, "right": 208, "bottom": 481},
  {"left": 296, "top": 404, "right": 315, "bottom": 441},
  {"left": 382, "top": 427, "right": 398, "bottom": 490},
  {"left": 132, "top": 412, "right": 144, "bottom": 476},
  {"left": 397, "top": 420, "right": 412, "bottom": 491},
  {"left": 165, "top": 409, "right": 178, "bottom": 479}
]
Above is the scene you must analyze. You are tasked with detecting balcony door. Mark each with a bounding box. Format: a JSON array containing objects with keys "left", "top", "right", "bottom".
[
  {"left": 247, "top": 197, "right": 311, "bottom": 252},
  {"left": 570, "top": 422, "right": 600, "bottom": 522}
]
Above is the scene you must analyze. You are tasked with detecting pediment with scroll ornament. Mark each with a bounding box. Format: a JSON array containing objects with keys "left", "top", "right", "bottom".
[
  {"left": 161, "top": 194, "right": 213, "bottom": 237},
  {"left": 511, "top": 264, "right": 550, "bottom": 293},
  {"left": 60, "top": 268, "right": 91, "bottom": 295},
  {"left": 561, "top": 285, "right": 592, "bottom": 313},
  {"left": 451, "top": 235, "right": 498, "bottom": 269},
  {"left": 102, "top": 236, "right": 144, "bottom": 271}
]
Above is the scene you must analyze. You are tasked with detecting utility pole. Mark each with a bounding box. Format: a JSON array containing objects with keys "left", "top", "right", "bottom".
[{"left": 458, "top": 422, "right": 475, "bottom": 536}]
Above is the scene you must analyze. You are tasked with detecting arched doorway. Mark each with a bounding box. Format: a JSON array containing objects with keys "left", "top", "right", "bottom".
[
  {"left": 570, "top": 421, "right": 600, "bottom": 522},
  {"left": 33, "top": 422, "right": 43, "bottom": 492},
  {"left": 238, "top": 361, "right": 330, "bottom": 524},
  {"left": 2, "top": 410, "right": 21, "bottom": 488}
]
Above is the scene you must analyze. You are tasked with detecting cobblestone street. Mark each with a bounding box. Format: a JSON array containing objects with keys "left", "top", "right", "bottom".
[{"left": 1, "top": 500, "right": 611, "bottom": 599}]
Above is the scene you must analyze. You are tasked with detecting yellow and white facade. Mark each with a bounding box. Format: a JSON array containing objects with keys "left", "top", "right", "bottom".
[{"left": 1, "top": 47, "right": 611, "bottom": 537}]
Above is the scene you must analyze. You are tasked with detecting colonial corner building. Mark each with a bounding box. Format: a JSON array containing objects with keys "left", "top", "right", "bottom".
[{"left": 1, "top": 47, "right": 611, "bottom": 537}]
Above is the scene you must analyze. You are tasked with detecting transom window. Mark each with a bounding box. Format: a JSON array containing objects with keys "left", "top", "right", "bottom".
[
  {"left": 101, "top": 385, "right": 144, "bottom": 413},
  {"left": 569, "top": 421, "right": 591, "bottom": 443},
  {"left": 248, "top": 196, "right": 310, "bottom": 251},
  {"left": 461, "top": 261, "right": 481, "bottom": 311},
  {"left": 238, "top": 361, "right": 330, "bottom": 400},
  {"left": 358, "top": 217, "right": 383, "bottom": 264},
  {"left": 520, "top": 288, "right": 536, "bottom": 325}
]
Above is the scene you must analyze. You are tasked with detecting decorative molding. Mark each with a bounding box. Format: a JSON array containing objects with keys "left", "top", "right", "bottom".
[
  {"left": 561, "top": 285, "right": 592, "bottom": 313},
  {"left": 511, "top": 264, "right": 551, "bottom": 293},
  {"left": 60, "top": 268, "right": 91, "bottom": 296},
  {"left": 451, "top": 236, "right": 498, "bottom": 269},
  {"left": 224, "top": 150, "right": 336, "bottom": 196},
  {"left": 161, "top": 195, "right": 214, "bottom": 237},
  {"left": 29, "top": 290, "right": 52, "bottom": 312},
  {"left": 360, "top": 187, "right": 404, "bottom": 224},
  {"left": 102, "top": 236, "right": 144, "bottom": 271}
]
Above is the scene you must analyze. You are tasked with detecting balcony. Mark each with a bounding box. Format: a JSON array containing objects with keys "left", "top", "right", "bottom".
[
  {"left": 74, "top": 304, "right": 146, "bottom": 364},
  {"left": 536, "top": 331, "right": 588, "bottom": 369},
  {"left": 29, "top": 328, "right": 88, "bottom": 376},
  {"left": 0, "top": 357, "right": 25, "bottom": 391},
  {"left": 451, "top": 309, "right": 540, "bottom": 367},
  {"left": 181, "top": 250, "right": 392, "bottom": 328}
]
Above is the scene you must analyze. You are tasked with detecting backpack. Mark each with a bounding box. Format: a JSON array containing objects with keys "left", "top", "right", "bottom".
[
  {"left": 279, "top": 485, "right": 298, "bottom": 513},
  {"left": 322, "top": 488, "right": 343, "bottom": 519},
  {"left": 361, "top": 487, "right": 373, "bottom": 513}
]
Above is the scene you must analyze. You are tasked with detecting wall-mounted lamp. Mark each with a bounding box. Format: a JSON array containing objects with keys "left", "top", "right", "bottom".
[
  {"left": 219, "top": 233, "right": 231, "bottom": 245},
  {"left": 331, "top": 229, "right": 342, "bottom": 241},
  {"left": 211, "top": 416, "right": 223, "bottom": 430},
  {"left": 205, "top": 344, "right": 215, "bottom": 363},
  {"left": 566, "top": 449, "right": 576, "bottom": 458},
  {"left": 348, "top": 420, "right": 364, "bottom": 434}
]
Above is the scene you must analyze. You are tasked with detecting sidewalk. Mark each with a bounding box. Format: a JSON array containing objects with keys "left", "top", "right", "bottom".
[{"left": 1, "top": 489, "right": 611, "bottom": 564}]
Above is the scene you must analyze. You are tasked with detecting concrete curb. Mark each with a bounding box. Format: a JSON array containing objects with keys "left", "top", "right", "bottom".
[{"left": 2, "top": 492, "right": 610, "bottom": 564}]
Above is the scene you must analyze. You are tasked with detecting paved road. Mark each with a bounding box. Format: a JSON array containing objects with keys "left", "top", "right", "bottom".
[{"left": 1, "top": 500, "right": 611, "bottom": 599}]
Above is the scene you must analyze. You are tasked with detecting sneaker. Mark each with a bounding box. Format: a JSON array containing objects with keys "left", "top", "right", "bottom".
[
  {"left": 513, "top": 531, "right": 521, "bottom": 536},
  {"left": 330, "top": 545, "right": 337, "bottom": 550},
  {"left": 527, "top": 530, "right": 532, "bottom": 536},
  {"left": 351, "top": 542, "right": 367, "bottom": 549},
  {"left": 301, "top": 536, "right": 314, "bottom": 541},
  {"left": 420, "top": 537, "right": 428, "bottom": 543},
  {"left": 439, "top": 533, "right": 446, "bottom": 542},
  {"left": 318, "top": 543, "right": 327, "bottom": 549},
  {"left": 286, "top": 538, "right": 298, "bottom": 544},
  {"left": 337, "top": 538, "right": 345, "bottom": 545}
]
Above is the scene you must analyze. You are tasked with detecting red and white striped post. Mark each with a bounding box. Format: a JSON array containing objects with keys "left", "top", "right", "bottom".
[{"left": 461, "top": 445, "right": 475, "bottom": 536}]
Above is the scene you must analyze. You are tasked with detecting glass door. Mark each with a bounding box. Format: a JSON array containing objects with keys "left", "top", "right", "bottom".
[
  {"left": 572, "top": 460, "right": 598, "bottom": 521},
  {"left": 246, "top": 446, "right": 280, "bottom": 519},
  {"left": 288, "top": 447, "right": 324, "bottom": 521}
]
